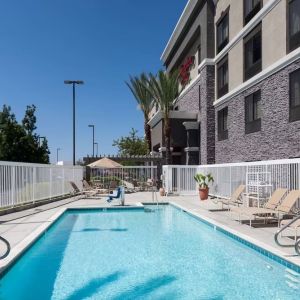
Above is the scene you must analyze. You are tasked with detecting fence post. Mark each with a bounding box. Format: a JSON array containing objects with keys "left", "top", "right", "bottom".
[
  {"left": 62, "top": 168, "right": 65, "bottom": 195},
  {"left": 49, "top": 167, "right": 52, "bottom": 200},
  {"left": 11, "top": 166, "right": 15, "bottom": 207},
  {"left": 33, "top": 167, "right": 36, "bottom": 203}
]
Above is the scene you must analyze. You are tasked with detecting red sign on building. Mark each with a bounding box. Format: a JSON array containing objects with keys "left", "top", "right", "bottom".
[{"left": 179, "top": 56, "right": 195, "bottom": 86}]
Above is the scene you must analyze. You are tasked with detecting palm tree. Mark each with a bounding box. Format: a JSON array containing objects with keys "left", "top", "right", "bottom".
[
  {"left": 126, "top": 73, "right": 153, "bottom": 153},
  {"left": 147, "top": 70, "right": 181, "bottom": 165}
]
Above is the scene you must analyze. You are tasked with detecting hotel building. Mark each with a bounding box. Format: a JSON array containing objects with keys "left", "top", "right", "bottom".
[{"left": 149, "top": 0, "right": 300, "bottom": 165}]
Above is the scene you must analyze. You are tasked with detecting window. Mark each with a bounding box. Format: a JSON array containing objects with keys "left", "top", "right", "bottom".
[
  {"left": 288, "top": 0, "right": 300, "bottom": 52},
  {"left": 218, "top": 107, "right": 228, "bottom": 141},
  {"left": 245, "top": 90, "right": 261, "bottom": 134},
  {"left": 290, "top": 68, "right": 300, "bottom": 122},
  {"left": 217, "top": 55, "right": 229, "bottom": 98},
  {"left": 217, "top": 11, "right": 229, "bottom": 53},
  {"left": 244, "top": 24, "right": 262, "bottom": 81},
  {"left": 244, "top": 0, "right": 262, "bottom": 25}
]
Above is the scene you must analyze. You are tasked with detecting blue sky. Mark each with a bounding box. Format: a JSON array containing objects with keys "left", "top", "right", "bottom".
[{"left": 0, "top": 0, "right": 187, "bottom": 163}]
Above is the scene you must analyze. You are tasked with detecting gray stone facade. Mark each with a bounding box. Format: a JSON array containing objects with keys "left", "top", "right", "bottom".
[
  {"left": 176, "top": 77, "right": 201, "bottom": 111},
  {"left": 175, "top": 64, "right": 216, "bottom": 165},
  {"left": 199, "top": 65, "right": 215, "bottom": 164},
  {"left": 215, "top": 59, "right": 300, "bottom": 163}
]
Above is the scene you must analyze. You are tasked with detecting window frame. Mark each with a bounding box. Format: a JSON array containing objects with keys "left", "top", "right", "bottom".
[
  {"left": 245, "top": 90, "right": 262, "bottom": 134},
  {"left": 244, "top": 0, "right": 262, "bottom": 25},
  {"left": 244, "top": 23, "right": 262, "bottom": 81},
  {"left": 217, "top": 55, "right": 229, "bottom": 98},
  {"left": 216, "top": 8, "right": 230, "bottom": 54},
  {"left": 287, "top": 0, "right": 300, "bottom": 53},
  {"left": 218, "top": 107, "right": 228, "bottom": 141},
  {"left": 289, "top": 68, "right": 300, "bottom": 122}
]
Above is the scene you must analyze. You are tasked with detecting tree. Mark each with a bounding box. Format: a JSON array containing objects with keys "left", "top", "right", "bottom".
[
  {"left": 147, "top": 70, "right": 181, "bottom": 164},
  {"left": 126, "top": 73, "right": 153, "bottom": 153},
  {"left": 113, "top": 128, "right": 148, "bottom": 157},
  {"left": 0, "top": 105, "right": 50, "bottom": 163}
]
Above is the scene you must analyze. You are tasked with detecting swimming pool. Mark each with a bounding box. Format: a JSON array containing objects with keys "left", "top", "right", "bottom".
[{"left": 0, "top": 205, "right": 299, "bottom": 299}]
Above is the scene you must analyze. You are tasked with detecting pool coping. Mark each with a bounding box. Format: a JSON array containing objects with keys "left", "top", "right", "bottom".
[
  {"left": 1, "top": 201, "right": 300, "bottom": 276},
  {"left": 169, "top": 202, "right": 300, "bottom": 273}
]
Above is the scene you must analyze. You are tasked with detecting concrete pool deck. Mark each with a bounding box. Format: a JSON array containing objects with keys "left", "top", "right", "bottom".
[{"left": 0, "top": 192, "right": 300, "bottom": 272}]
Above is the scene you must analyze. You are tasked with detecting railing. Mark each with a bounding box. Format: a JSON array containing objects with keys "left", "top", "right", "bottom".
[
  {"left": 90, "top": 166, "right": 158, "bottom": 191},
  {"left": 0, "top": 236, "right": 10, "bottom": 259},
  {"left": 274, "top": 215, "right": 300, "bottom": 255},
  {"left": 0, "top": 161, "right": 84, "bottom": 209},
  {"left": 163, "top": 158, "right": 300, "bottom": 207}
]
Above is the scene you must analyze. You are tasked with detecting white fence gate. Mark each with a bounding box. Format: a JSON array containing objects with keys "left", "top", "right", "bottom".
[
  {"left": 163, "top": 158, "right": 300, "bottom": 207},
  {"left": 0, "top": 161, "right": 83, "bottom": 208}
]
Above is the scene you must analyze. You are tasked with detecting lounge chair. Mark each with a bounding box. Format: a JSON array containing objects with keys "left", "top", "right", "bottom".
[
  {"left": 230, "top": 188, "right": 288, "bottom": 224},
  {"left": 212, "top": 185, "right": 246, "bottom": 210},
  {"left": 69, "top": 181, "right": 100, "bottom": 198},
  {"left": 236, "top": 189, "right": 300, "bottom": 227},
  {"left": 280, "top": 218, "right": 300, "bottom": 241}
]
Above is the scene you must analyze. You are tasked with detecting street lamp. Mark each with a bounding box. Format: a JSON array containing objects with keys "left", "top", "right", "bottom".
[
  {"left": 94, "top": 142, "right": 98, "bottom": 157},
  {"left": 56, "top": 148, "right": 62, "bottom": 163},
  {"left": 64, "top": 80, "right": 84, "bottom": 165},
  {"left": 88, "top": 124, "right": 95, "bottom": 157}
]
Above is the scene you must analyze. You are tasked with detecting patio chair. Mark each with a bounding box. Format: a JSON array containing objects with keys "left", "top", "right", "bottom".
[
  {"left": 280, "top": 218, "right": 300, "bottom": 241},
  {"left": 212, "top": 185, "right": 246, "bottom": 210},
  {"left": 237, "top": 189, "right": 300, "bottom": 227},
  {"left": 83, "top": 179, "right": 105, "bottom": 193},
  {"left": 69, "top": 181, "right": 100, "bottom": 198},
  {"left": 230, "top": 188, "right": 288, "bottom": 224}
]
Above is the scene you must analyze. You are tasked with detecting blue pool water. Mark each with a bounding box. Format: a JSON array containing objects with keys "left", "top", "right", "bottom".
[{"left": 0, "top": 205, "right": 300, "bottom": 299}]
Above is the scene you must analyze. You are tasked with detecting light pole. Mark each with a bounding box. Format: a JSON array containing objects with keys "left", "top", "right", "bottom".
[
  {"left": 56, "top": 148, "right": 61, "bottom": 163},
  {"left": 88, "top": 124, "right": 95, "bottom": 157},
  {"left": 94, "top": 142, "right": 98, "bottom": 157},
  {"left": 64, "top": 80, "right": 84, "bottom": 166}
]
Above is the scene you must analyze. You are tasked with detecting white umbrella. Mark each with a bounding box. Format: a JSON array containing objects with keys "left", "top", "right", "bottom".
[{"left": 87, "top": 157, "right": 122, "bottom": 168}]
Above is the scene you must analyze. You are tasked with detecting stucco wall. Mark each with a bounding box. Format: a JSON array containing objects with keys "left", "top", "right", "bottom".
[
  {"left": 228, "top": 40, "right": 243, "bottom": 90},
  {"left": 215, "top": 0, "right": 243, "bottom": 42},
  {"left": 262, "top": 0, "right": 287, "bottom": 68},
  {"left": 215, "top": 59, "right": 300, "bottom": 163}
]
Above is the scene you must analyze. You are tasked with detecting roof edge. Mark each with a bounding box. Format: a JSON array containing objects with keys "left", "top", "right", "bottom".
[{"left": 160, "top": 0, "right": 198, "bottom": 63}]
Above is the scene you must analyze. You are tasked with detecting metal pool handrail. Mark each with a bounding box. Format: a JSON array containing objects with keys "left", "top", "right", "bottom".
[
  {"left": 295, "top": 238, "right": 300, "bottom": 255},
  {"left": 0, "top": 236, "right": 10, "bottom": 259},
  {"left": 274, "top": 215, "right": 300, "bottom": 254}
]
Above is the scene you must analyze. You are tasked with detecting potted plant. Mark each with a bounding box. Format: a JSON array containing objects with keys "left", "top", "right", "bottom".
[{"left": 194, "top": 173, "right": 214, "bottom": 200}]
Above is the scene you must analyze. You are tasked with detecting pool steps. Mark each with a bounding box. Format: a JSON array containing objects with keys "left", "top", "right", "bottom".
[{"left": 285, "top": 269, "right": 300, "bottom": 290}]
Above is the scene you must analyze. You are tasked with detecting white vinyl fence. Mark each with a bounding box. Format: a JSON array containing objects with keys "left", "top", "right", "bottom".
[
  {"left": 90, "top": 166, "right": 158, "bottom": 190},
  {"left": 0, "top": 161, "right": 84, "bottom": 208},
  {"left": 163, "top": 158, "right": 300, "bottom": 207}
]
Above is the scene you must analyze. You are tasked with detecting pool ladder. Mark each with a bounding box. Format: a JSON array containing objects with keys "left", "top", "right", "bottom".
[
  {"left": 274, "top": 215, "right": 300, "bottom": 255},
  {"left": 0, "top": 235, "right": 10, "bottom": 259}
]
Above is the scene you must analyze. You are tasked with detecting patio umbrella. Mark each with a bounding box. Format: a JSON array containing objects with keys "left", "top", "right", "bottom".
[{"left": 87, "top": 157, "right": 122, "bottom": 168}]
